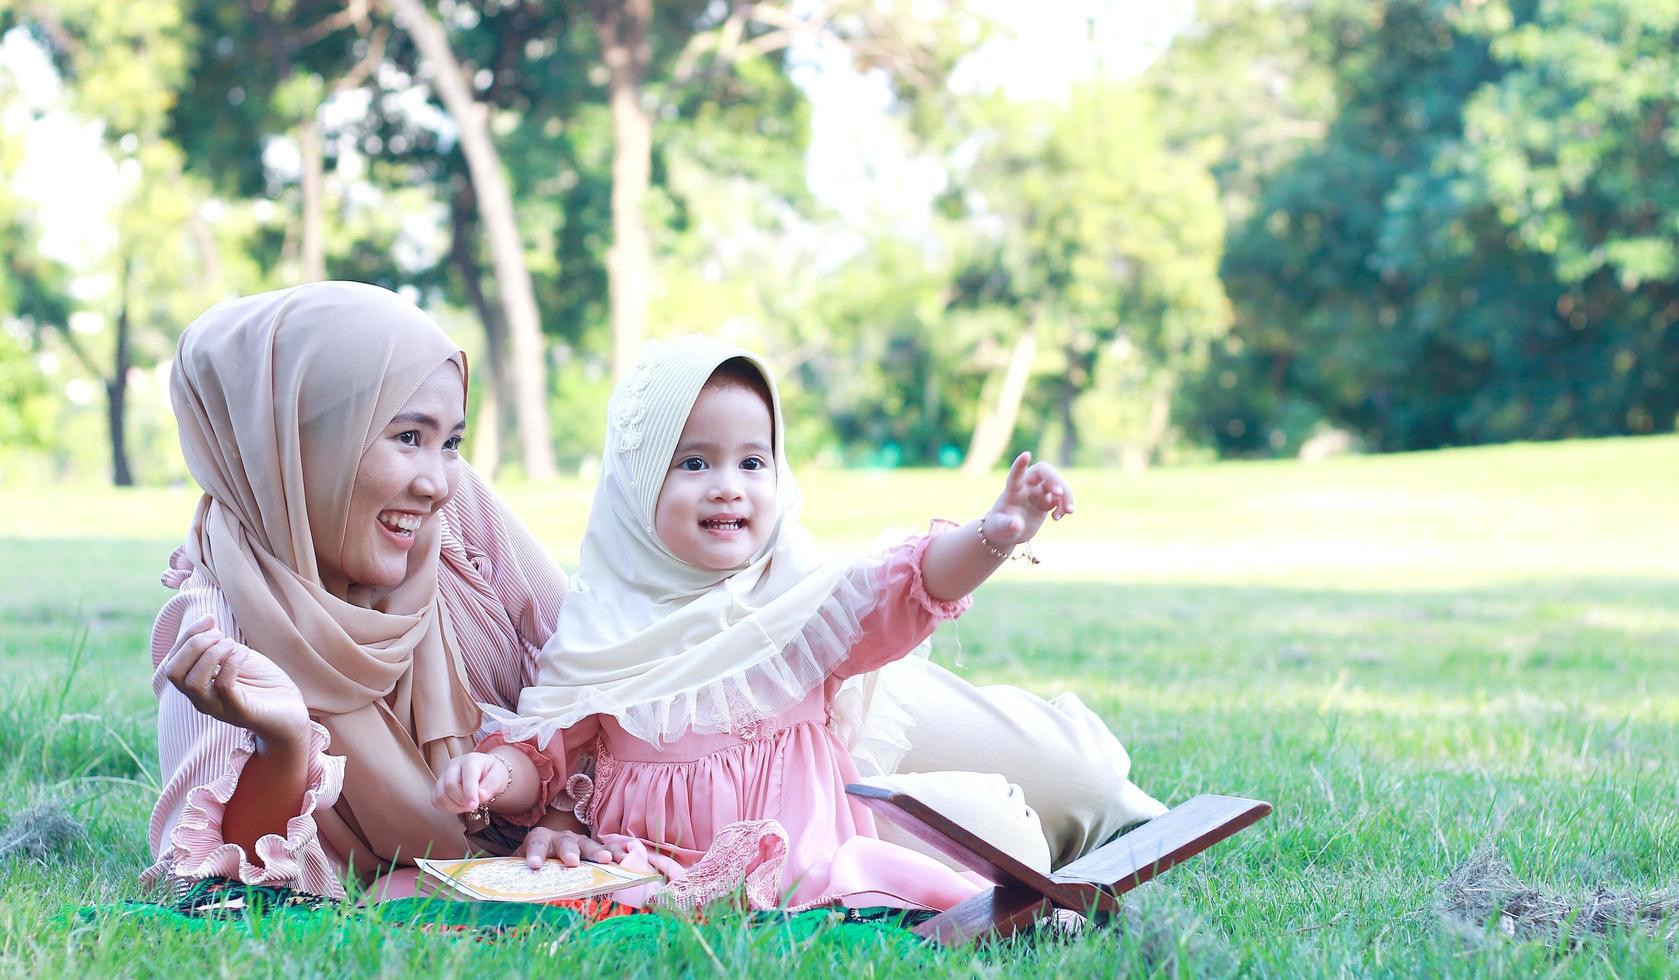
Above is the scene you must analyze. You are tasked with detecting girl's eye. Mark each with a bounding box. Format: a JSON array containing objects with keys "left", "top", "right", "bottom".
[
  {"left": 678, "top": 457, "right": 706, "bottom": 472},
  {"left": 397, "top": 431, "right": 420, "bottom": 446},
  {"left": 443, "top": 435, "right": 462, "bottom": 452},
  {"left": 741, "top": 456, "right": 768, "bottom": 471}
]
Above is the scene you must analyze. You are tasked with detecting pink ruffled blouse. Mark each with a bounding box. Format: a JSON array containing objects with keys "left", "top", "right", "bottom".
[
  {"left": 554, "top": 530, "right": 982, "bottom": 912},
  {"left": 143, "top": 467, "right": 567, "bottom": 899}
]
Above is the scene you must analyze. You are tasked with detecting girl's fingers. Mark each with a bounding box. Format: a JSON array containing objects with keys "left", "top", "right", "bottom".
[
  {"left": 524, "top": 832, "right": 551, "bottom": 869},
  {"left": 452, "top": 761, "right": 476, "bottom": 809},
  {"left": 1006, "top": 452, "right": 1031, "bottom": 494},
  {"left": 555, "top": 836, "right": 582, "bottom": 867}
]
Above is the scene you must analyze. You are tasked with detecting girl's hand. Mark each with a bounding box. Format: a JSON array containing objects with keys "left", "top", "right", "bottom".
[
  {"left": 519, "top": 826, "right": 631, "bottom": 869},
  {"left": 432, "top": 752, "right": 514, "bottom": 814},
  {"left": 162, "top": 614, "right": 311, "bottom": 746},
  {"left": 984, "top": 451, "right": 1074, "bottom": 548}
]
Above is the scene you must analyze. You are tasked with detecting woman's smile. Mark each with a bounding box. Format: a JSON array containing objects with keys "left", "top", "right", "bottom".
[{"left": 376, "top": 509, "right": 428, "bottom": 546}]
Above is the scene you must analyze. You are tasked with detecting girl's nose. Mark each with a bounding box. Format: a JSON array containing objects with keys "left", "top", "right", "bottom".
[{"left": 708, "top": 480, "right": 744, "bottom": 501}]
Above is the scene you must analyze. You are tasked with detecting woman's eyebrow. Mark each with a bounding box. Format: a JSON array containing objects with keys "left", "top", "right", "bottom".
[{"left": 389, "top": 412, "right": 468, "bottom": 432}]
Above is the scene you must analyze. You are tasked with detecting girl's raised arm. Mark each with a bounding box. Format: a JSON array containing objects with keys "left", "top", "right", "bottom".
[{"left": 919, "top": 451, "right": 1074, "bottom": 602}]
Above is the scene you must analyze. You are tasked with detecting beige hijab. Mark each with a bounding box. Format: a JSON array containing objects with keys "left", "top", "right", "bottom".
[
  {"left": 171, "top": 281, "right": 482, "bottom": 875},
  {"left": 499, "top": 335, "right": 877, "bottom": 747}
]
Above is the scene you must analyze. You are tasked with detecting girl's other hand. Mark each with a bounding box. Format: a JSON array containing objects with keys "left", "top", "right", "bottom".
[
  {"left": 431, "top": 752, "right": 512, "bottom": 814},
  {"left": 985, "top": 451, "right": 1075, "bottom": 547},
  {"left": 162, "top": 614, "right": 311, "bottom": 746},
  {"left": 519, "top": 824, "right": 631, "bottom": 869}
]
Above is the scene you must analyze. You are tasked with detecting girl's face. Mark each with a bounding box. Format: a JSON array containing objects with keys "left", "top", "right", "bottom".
[
  {"left": 318, "top": 360, "right": 466, "bottom": 602},
  {"left": 653, "top": 381, "right": 777, "bottom": 571}
]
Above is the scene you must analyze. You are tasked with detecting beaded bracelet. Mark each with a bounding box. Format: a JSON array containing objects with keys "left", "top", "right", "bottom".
[{"left": 977, "top": 517, "right": 1040, "bottom": 565}]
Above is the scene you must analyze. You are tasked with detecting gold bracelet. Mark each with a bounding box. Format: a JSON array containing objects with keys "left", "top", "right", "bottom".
[
  {"left": 474, "top": 753, "right": 517, "bottom": 823},
  {"left": 977, "top": 517, "right": 1039, "bottom": 565}
]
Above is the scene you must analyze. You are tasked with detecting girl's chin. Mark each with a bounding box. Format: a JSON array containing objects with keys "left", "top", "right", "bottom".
[{"left": 689, "top": 545, "right": 757, "bottom": 571}]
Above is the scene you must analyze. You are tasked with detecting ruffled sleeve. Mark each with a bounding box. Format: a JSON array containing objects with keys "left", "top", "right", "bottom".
[
  {"left": 474, "top": 732, "right": 563, "bottom": 827},
  {"left": 142, "top": 570, "right": 347, "bottom": 898},
  {"left": 832, "top": 521, "right": 973, "bottom": 680}
]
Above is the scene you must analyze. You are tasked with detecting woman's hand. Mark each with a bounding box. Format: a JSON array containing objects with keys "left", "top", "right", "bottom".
[
  {"left": 518, "top": 811, "right": 629, "bottom": 870},
  {"left": 162, "top": 614, "right": 310, "bottom": 746},
  {"left": 432, "top": 752, "right": 513, "bottom": 814},
  {"left": 983, "top": 451, "right": 1074, "bottom": 548}
]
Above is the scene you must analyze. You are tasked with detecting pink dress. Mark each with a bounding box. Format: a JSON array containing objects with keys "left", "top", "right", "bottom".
[
  {"left": 144, "top": 467, "right": 569, "bottom": 898},
  {"left": 553, "top": 531, "right": 985, "bottom": 912}
]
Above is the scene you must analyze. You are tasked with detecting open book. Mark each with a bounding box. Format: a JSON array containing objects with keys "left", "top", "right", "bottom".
[{"left": 415, "top": 856, "right": 661, "bottom": 903}]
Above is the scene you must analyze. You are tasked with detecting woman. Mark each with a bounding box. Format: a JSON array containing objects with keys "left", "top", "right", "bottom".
[{"left": 146, "top": 281, "right": 1160, "bottom": 899}]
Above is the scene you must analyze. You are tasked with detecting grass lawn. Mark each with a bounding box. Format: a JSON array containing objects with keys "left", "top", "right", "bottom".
[{"left": 2, "top": 435, "right": 1675, "bottom": 975}]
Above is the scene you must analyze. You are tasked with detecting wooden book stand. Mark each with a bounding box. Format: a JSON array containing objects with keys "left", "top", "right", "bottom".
[{"left": 844, "top": 785, "right": 1272, "bottom": 945}]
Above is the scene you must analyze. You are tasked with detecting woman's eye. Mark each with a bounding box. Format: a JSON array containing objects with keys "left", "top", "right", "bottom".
[
  {"left": 678, "top": 457, "right": 706, "bottom": 472},
  {"left": 444, "top": 435, "right": 462, "bottom": 452},
  {"left": 397, "top": 431, "right": 420, "bottom": 446}
]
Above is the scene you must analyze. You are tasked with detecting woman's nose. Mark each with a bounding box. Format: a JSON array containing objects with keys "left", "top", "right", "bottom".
[{"left": 413, "top": 452, "right": 449, "bottom": 499}]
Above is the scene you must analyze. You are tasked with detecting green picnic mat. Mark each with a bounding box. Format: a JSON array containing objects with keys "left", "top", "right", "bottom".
[{"left": 70, "top": 876, "right": 936, "bottom": 955}]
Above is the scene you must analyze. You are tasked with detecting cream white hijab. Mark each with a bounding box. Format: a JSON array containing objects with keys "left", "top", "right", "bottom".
[
  {"left": 503, "top": 335, "right": 878, "bottom": 746},
  {"left": 171, "top": 281, "right": 482, "bottom": 874}
]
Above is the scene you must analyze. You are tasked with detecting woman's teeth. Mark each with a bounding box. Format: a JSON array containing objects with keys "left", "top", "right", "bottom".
[{"left": 378, "top": 512, "right": 422, "bottom": 535}]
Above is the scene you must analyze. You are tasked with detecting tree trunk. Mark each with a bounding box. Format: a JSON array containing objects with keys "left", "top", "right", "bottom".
[
  {"left": 960, "top": 326, "right": 1037, "bottom": 476},
  {"left": 1055, "top": 339, "right": 1095, "bottom": 467},
  {"left": 1122, "top": 381, "right": 1174, "bottom": 476},
  {"left": 298, "top": 116, "right": 326, "bottom": 281},
  {"left": 107, "top": 256, "right": 134, "bottom": 487},
  {"left": 450, "top": 181, "right": 509, "bottom": 477},
  {"left": 387, "top": 0, "right": 557, "bottom": 480},
  {"left": 591, "top": 0, "right": 654, "bottom": 381}
]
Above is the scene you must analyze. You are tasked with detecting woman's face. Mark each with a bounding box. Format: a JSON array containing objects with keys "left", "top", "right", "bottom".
[
  {"left": 654, "top": 381, "right": 777, "bottom": 571},
  {"left": 318, "top": 361, "right": 466, "bottom": 602}
]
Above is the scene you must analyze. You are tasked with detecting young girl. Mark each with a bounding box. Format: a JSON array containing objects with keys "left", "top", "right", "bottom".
[{"left": 433, "top": 335, "right": 1075, "bottom": 911}]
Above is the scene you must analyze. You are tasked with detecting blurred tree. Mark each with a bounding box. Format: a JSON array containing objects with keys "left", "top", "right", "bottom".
[
  {"left": 4, "top": 0, "right": 221, "bottom": 484},
  {"left": 384, "top": 0, "right": 557, "bottom": 478},
  {"left": 0, "top": 148, "right": 70, "bottom": 464},
  {"left": 1380, "top": 0, "right": 1679, "bottom": 440},
  {"left": 1177, "top": 0, "right": 1679, "bottom": 453},
  {"left": 947, "top": 82, "right": 1230, "bottom": 472}
]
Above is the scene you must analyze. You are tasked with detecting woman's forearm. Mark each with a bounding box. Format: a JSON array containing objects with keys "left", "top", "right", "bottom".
[{"left": 221, "top": 727, "right": 312, "bottom": 856}]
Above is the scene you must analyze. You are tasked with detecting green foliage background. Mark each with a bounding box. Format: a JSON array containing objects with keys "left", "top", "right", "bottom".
[{"left": 0, "top": 0, "right": 1676, "bottom": 482}]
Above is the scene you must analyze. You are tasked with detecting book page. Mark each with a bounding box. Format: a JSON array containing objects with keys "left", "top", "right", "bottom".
[{"left": 416, "top": 857, "right": 659, "bottom": 902}]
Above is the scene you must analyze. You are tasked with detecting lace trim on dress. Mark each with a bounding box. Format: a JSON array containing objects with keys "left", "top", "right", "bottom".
[
  {"left": 650, "top": 819, "right": 790, "bottom": 912},
  {"left": 483, "top": 561, "right": 883, "bottom": 749},
  {"left": 139, "top": 721, "right": 346, "bottom": 899},
  {"left": 830, "top": 520, "right": 969, "bottom": 776}
]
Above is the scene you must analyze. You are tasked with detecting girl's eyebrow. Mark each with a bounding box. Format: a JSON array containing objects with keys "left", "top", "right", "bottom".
[
  {"left": 674, "top": 439, "right": 772, "bottom": 455},
  {"left": 389, "top": 411, "right": 468, "bottom": 432}
]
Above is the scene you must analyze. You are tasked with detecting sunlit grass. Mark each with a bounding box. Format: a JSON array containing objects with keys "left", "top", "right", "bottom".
[{"left": 2, "top": 435, "right": 1676, "bottom": 974}]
